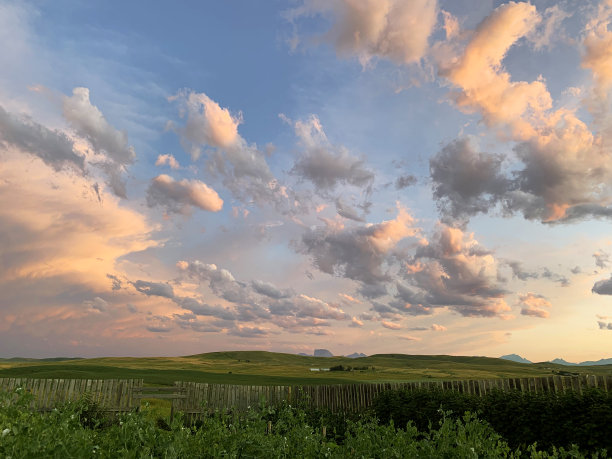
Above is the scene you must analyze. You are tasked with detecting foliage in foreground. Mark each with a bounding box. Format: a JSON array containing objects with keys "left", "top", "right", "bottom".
[
  {"left": 373, "top": 386, "right": 612, "bottom": 453},
  {"left": 0, "top": 388, "right": 606, "bottom": 458}
]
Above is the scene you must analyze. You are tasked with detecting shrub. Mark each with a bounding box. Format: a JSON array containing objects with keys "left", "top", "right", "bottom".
[{"left": 373, "top": 386, "right": 612, "bottom": 453}]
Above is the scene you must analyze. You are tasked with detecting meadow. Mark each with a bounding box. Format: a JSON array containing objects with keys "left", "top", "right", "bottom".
[{"left": 1, "top": 351, "right": 610, "bottom": 386}]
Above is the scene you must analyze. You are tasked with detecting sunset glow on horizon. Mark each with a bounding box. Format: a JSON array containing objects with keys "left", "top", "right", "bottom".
[{"left": 1, "top": 0, "right": 612, "bottom": 362}]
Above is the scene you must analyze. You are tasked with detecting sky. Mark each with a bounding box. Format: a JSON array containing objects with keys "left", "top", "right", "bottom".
[{"left": 1, "top": 0, "right": 612, "bottom": 362}]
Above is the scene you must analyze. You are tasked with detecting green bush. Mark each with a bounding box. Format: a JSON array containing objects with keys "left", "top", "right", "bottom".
[
  {"left": 373, "top": 386, "right": 612, "bottom": 453},
  {"left": 0, "top": 387, "right": 607, "bottom": 458}
]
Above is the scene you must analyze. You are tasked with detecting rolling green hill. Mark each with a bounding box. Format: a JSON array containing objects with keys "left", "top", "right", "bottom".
[{"left": 1, "top": 351, "right": 610, "bottom": 386}]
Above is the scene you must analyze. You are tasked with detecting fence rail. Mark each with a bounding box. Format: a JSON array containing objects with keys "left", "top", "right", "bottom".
[
  {"left": 2, "top": 374, "right": 611, "bottom": 416},
  {"left": 0, "top": 378, "right": 141, "bottom": 412}
]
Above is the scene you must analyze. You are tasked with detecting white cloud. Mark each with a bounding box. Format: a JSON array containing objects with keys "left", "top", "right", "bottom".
[
  {"left": 288, "top": 0, "right": 438, "bottom": 66},
  {"left": 146, "top": 174, "right": 223, "bottom": 215},
  {"left": 155, "top": 154, "right": 180, "bottom": 169}
]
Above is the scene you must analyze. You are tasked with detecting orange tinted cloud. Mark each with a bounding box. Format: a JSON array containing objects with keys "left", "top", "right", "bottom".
[{"left": 440, "top": 2, "right": 550, "bottom": 139}]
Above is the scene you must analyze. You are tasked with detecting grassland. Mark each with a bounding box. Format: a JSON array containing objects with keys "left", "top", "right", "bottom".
[{"left": 0, "top": 351, "right": 610, "bottom": 386}]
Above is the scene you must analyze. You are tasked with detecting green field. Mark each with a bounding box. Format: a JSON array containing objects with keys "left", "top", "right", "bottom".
[{"left": 0, "top": 351, "right": 610, "bottom": 386}]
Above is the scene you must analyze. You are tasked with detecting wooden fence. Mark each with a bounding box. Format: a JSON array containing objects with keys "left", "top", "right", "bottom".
[
  {"left": 2, "top": 374, "right": 611, "bottom": 416},
  {"left": 175, "top": 374, "right": 612, "bottom": 417},
  {"left": 0, "top": 378, "right": 142, "bottom": 412}
]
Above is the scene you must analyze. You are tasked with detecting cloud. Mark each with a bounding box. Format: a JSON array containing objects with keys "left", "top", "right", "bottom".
[
  {"left": 430, "top": 138, "right": 508, "bottom": 223},
  {"left": 518, "top": 292, "right": 551, "bottom": 318},
  {"left": 398, "top": 335, "right": 421, "bottom": 341},
  {"left": 146, "top": 325, "right": 172, "bottom": 333},
  {"left": 438, "top": 2, "right": 549, "bottom": 138},
  {"left": 131, "top": 280, "right": 175, "bottom": 299},
  {"left": 0, "top": 149, "right": 157, "bottom": 288},
  {"left": 339, "top": 293, "right": 360, "bottom": 303},
  {"left": 175, "top": 297, "right": 236, "bottom": 321},
  {"left": 168, "top": 90, "right": 241, "bottom": 157},
  {"left": 381, "top": 320, "right": 401, "bottom": 330},
  {"left": 527, "top": 5, "right": 571, "bottom": 51},
  {"left": 393, "top": 224, "right": 509, "bottom": 318},
  {"left": 170, "top": 90, "right": 301, "bottom": 212},
  {"left": 593, "top": 250, "right": 610, "bottom": 269},
  {"left": 428, "top": 4, "right": 612, "bottom": 225},
  {"left": 155, "top": 154, "right": 180, "bottom": 169},
  {"left": 251, "top": 280, "right": 293, "bottom": 299},
  {"left": 0, "top": 105, "right": 86, "bottom": 173},
  {"left": 298, "top": 205, "right": 419, "bottom": 285},
  {"left": 335, "top": 198, "right": 365, "bottom": 222},
  {"left": 176, "top": 260, "right": 349, "bottom": 330},
  {"left": 107, "top": 274, "right": 122, "bottom": 291},
  {"left": 83, "top": 297, "right": 109, "bottom": 313},
  {"left": 506, "top": 261, "right": 539, "bottom": 281},
  {"left": 291, "top": 115, "right": 374, "bottom": 192},
  {"left": 349, "top": 316, "right": 364, "bottom": 327},
  {"left": 592, "top": 275, "right": 612, "bottom": 295},
  {"left": 287, "top": 0, "right": 438, "bottom": 66},
  {"left": 395, "top": 174, "right": 417, "bottom": 190},
  {"left": 146, "top": 174, "right": 223, "bottom": 215},
  {"left": 540, "top": 268, "right": 569, "bottom": 287},
  {"left": 431, "top": 323, "right": 447, "bottom": 331},
  {"left": 229, "top": 326, "right": 269, "bottom": 338},
  {"left": 583, "top": 0, "right": 612, "bottom": 96},
  {"left": 63, "top": 87, "right": 135, "bottom": 198},
  {"left": 430, "top": 122, "right": 612, "bottom": 223},
  {"left": 598, "top": 321, "right": 612, "bottom": 330}
]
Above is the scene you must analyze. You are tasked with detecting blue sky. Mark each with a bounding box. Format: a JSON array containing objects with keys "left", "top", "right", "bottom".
[{"left": 1, "top": 0, "right": 612, "bottom": 361}]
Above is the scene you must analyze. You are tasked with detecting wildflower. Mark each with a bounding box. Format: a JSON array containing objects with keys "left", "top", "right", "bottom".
[{"left": 2, "top": 428, "right": 10, "bottom": 437}]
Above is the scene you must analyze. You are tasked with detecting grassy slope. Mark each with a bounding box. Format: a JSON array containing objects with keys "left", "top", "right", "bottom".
[{"left": 1, "top": 351, "right": 610, "bottom": 386}]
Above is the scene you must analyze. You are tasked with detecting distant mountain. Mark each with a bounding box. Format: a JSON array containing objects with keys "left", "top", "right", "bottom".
[
  {"left": 550, "top": 357, "right": 612, "bottom": 366},
  {"left": 314, "top": 349, "right": 333, "bottom": 357},
  {"left": 346, "top": 352, "right": 367, "bottom": 359},
  {"left": 500, "top": 354, "right": 532, "bottom": 364},
  {"left": 297, "top": 353, "right": 311, "bottom": 357},
  {"left": 579, "top": 358, "right": 612, "bottom": 366},
  {"left": 550, "top": 358, "right": 578, "bottom": 366}
]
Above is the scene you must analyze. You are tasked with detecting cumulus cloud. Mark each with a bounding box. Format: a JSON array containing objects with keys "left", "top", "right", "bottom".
[
  {"left": 0, "top": 149, "right": 157, "bottom": 288},
  {"left": 527, "top": 4, "right": 571, "bottom": 51},
  {"left": 395, "top": 174, "right": 417, "bottom": 190},
  {"left": 63, "top": 87, "right": 135, "bottom": 197},
  {"left": 381, "top": 320, "right": 401, "bottom": 330},
  {"left": 430, "top": 138, "right": 508, "bottom": 223},
  {"left": 335, "top": 198, "right": 365, "bottom": 222},
  {"left": 583, "top": 0, "right": 612, "bottom": 96},
  {"left": 431, "top": 323, "right": 447, "bottom": 331},
  {"left": 392, "top": 224, "right": 509, "bottom": 318},
  {"left": 131, "top": 280, "right": 175, "bottom": 299},
  {"left": 0, "top": 105, "right": 85, "bottom": 173},
  {"left": 593, "top": 250, "right": 610, "bottom": 269},
  {"left": 83, "top": 297, "right": 109, "bottom": 313},
  {"left": 175, "top": 297, "right": 236, "bottom": 321},
  {"left": 291, "top": 115, "right": 374, "bottom": 192},
  {"left": 428, "top": 3, "right": 612, "bottom": 225},
  {"left": 298, "top": 205, "right": 419, "bottom": 285},
  {"left": 176, "top": 260, "right": 349, "bottom": 332},
  {"left": 251, "top": 280, "right": 293, "bottom": 299},
  {"left": 170, "top": 90, "right": 302, "bottom": 212},
  {"left": 146, "top": 174, "right": 223, "bottom": 215},
  {"left": 155, "top": 154, "right": 180, "bottom": 169},
  {"left": 506, "top": 261, "right": 539, "bottom": 281},
  {"left": 287, "top": 0, "right": 438, "bottom": 66},
  {"left": 518, "top": 292, "right": 551, "bottom": 318},
  {"left": 438, "top": 2, "right": 549, "bottom": 138},
  {"left": 229, "top": 326, "right": 269, "bottom": 338},
  {"left": 598, "top": 320, "right": 612, "bottom": 330},
  {"left": 592, "top": 275, "right": 612, "bottom": 295}
]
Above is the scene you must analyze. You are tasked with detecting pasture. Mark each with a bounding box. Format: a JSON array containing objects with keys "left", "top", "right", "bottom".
[{"left": 0, "top": 351, "right": 610, "bottom": 385}]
